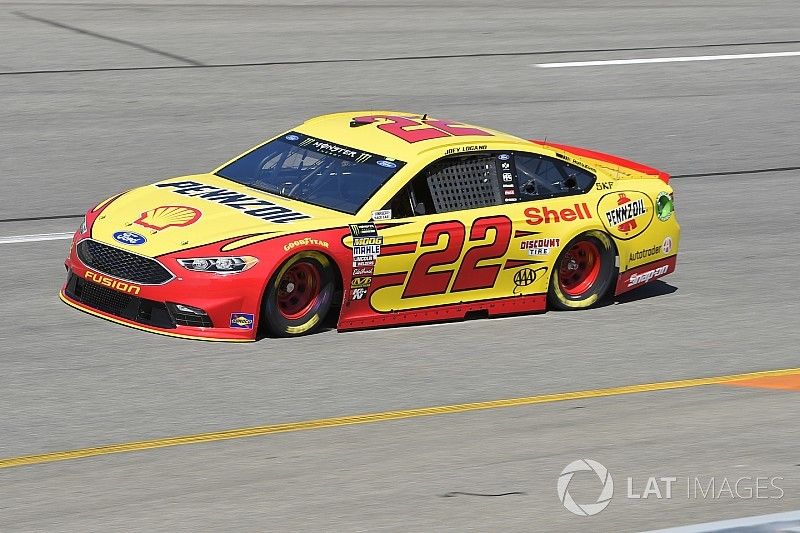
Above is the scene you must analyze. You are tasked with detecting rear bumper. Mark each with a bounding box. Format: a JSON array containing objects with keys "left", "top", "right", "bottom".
[{"left": 615, "top": 255, "right": 677, "bottom": 296}]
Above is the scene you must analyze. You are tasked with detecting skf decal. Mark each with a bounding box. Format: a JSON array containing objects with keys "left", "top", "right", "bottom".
[
  {"left": 597, "top": 191, "right": 654, "bottom": 240},
  {"left": 230, "top": 313, "right": 254, "bottom": 329},
  {"left": 85, "top": 271, "right": 141, "bottom": 295},
  {"left": 283, "top": 237, "right": 330, "bottom": 252},
  {"left": 525, "top": 203, "right": 592, "bottom": 225},
  {"left": 135, "top": 205, "right": 201, "bottom": 230},
  {"left": 155, "top": 181, "right": 309, "bottom": 223}
]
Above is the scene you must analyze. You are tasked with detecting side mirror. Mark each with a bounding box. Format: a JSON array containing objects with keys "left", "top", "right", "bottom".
[{"left": 414, "top": 202, "right": 427, "bottom": 216}]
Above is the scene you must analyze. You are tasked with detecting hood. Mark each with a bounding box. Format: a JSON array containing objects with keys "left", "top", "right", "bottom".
[{"left": 89, "top": 174, "right": 346, "bottom": 257}]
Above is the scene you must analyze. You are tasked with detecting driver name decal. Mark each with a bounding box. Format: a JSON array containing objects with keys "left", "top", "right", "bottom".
[{"left": 155, "top": 181, "right": 310, "bottom": 223}]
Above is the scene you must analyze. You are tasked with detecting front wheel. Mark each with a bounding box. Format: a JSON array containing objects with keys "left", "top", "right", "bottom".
[
  {"left": 548, "top": 232, "right": 616, "bottom": 310},
  {"left": 262, "top": 252, "right": 335, "bottom": 337}
]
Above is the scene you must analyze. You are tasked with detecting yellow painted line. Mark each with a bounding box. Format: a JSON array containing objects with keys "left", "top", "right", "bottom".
[{"left": 2, "top": 366, "right": 799, "bottom": 470}]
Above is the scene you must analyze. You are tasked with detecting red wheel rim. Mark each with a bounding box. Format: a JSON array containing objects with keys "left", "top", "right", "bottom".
[
  {"left": 276, "top": 262, "right": 321, "bottom": 320},
  {"left": 558, "top": 240, "right": 602, "bottom": 297}
]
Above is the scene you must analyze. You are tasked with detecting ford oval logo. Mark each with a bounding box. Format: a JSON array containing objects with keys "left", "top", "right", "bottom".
[
  {"left": 284, "top": 134, "right": 300, "bottom": 141},
  {"left": 376, "top": 160, "right": 397, "bottom": 168},
  {"left": 498, "top": 154, "right": 511, "bottom": 161},
  {"left": 113, "top": 231, "right": 147, "bottom": 245}
]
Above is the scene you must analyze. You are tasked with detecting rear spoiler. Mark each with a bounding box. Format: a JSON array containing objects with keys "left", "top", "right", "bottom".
[{"left": 530, "top": 140, "right": 670, "bottom": 184}]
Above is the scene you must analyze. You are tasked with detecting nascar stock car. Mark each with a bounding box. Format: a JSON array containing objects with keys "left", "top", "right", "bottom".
[{"left": 61, "top": 112, "right": 679, "bottom": 341}]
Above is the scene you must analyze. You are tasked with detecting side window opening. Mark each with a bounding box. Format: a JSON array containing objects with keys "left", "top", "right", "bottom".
[
  {"left": 383, "top": 153, "right": 504, "bottom": 217},
  {"left": 514, "top": 154, "right": 595, "bottom": 201},
  {"left": 426, "top": 155, "right": 501, "bottom": 213}
]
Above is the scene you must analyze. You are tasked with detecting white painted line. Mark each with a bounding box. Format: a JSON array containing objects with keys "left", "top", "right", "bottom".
[
  {"left": 0, "top": 232, "right": 74, "bottom": 244},
  {"left": 535, "top": 50, "right": 800, "bottom": 68},
  {"left": 646, "top": 509, "right": 800, "bottom": 533}
]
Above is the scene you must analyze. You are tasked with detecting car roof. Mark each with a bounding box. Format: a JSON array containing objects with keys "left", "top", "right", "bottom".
[{"left": 293, "top": 111, "right": 534, "bottom": 162}]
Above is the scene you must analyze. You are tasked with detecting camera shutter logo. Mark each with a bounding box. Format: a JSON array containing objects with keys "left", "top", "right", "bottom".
[{"left": 557, "top": 459, "right": 614, "bottom": 516}]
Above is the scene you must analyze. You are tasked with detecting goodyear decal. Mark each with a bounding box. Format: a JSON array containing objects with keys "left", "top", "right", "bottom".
[
  {"left": 155, "top": 181, "right": 310, "bottom": 223},
  {"left": 597, "top": 191, "right": 654, "bottom": 240}
]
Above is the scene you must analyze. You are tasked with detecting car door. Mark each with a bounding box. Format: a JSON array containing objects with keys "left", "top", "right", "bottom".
[{"left": 365, "top": 151, "right": 525, "bottom": 313}]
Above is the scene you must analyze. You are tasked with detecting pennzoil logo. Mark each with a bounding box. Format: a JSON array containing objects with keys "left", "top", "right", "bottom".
[
  {"left": 135, "top": 205, "right": 201, "bottom": 230},
  {"left": 85, "top": 271, "right": 141, "bottom": 295},
  {"left": 597, "top": 191, "right": 654, "bottom": 240}
]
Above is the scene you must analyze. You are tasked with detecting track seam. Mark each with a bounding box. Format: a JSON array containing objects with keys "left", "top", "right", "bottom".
[
  {"left": 13, "top": 11, "right": 204, "bottom": 66},
  {"left": 3, "top": 39, "right": 800, "bottom": 76}
]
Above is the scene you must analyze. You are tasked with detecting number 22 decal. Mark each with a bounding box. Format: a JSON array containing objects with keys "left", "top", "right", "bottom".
[
  {"left": 402, "top": 215, "right": 512, "bottom": 298},
  {"left": 351, "top": 115, "right": 493, "bottom": 143}
]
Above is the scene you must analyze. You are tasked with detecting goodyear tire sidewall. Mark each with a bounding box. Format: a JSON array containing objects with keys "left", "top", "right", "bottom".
[
  {"left": 263, "top": 252, "right": 334, "bottom": 336},
  {"left": 549, "top": 231, "right": 616, "bottom": 310}
]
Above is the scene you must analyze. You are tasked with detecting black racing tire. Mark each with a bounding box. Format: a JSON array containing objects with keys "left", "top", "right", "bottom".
[
  {"left": 262, "top": 252, "right": 335, "bottom": 337},
  {"left": 548, "top": 231, "right": 616, "bottom": 311}
]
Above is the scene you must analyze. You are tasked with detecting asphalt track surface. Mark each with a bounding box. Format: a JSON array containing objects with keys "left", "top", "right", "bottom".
[{"left": 1, "top": 1, "right": 800, "bottom": 531}]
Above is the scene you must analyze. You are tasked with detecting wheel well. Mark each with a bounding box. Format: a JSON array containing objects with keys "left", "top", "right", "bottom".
[
  {"left": 549, "top": 230, "right": 619, "bottom": 290},
  {"left": 256, "top": 250, "right": 343, "bottom": 334}
]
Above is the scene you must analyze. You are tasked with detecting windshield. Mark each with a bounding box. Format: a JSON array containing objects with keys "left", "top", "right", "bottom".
[{"left": 215, "top": 132, "right": 405, "bottom": 214}]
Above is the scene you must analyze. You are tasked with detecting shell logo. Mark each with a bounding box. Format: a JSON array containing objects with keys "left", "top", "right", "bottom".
[{"left": 135, "top": 205, "right": 201, "bottom": 230}]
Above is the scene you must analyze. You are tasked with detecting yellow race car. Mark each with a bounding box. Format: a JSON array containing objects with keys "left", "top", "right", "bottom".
[{"left": 61, "top": 112, "right": 679, "bottom": 341}]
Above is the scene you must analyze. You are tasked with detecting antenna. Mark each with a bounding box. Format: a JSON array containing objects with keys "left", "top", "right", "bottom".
[{"left": 421, "top": 113, "right": 428, "bottom": 121}]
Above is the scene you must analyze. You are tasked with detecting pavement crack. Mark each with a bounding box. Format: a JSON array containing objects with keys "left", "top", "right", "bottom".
[
  {"left": 2, "top": 38, "right": 800, "bottom": 76},
  {"left": 671, "top": 166, "right": 800, "bottom": 179},
  {"left": 441, "top": 491, "right": 527, "bottom": 498},
  {"left": 12, "top": 11, "right": 205, "bottom": 67}
]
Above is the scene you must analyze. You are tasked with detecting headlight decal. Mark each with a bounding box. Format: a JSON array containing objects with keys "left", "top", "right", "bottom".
[{"left": 177, "top": 256, "right": 258, "bottom": 274}]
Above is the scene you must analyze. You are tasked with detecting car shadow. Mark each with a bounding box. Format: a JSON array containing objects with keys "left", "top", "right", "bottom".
[
  {"left": 255, "top": 282, "right": 679, "bottom": 339},
  {"left": 605, "top": 279, "right": 678, "bottom": 307}
]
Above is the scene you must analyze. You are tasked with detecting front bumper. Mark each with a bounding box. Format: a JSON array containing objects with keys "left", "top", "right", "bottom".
[{"left": 61, "top": 239, "right": 264, "bottom": 342}]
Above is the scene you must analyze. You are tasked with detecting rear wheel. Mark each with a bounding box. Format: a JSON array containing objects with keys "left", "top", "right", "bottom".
[
  {"left": 548, "top": 232, "right": 616, "bottom": 310},
  {"left": 262, "top": 252, "right": 335, "bottom": 337}
]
